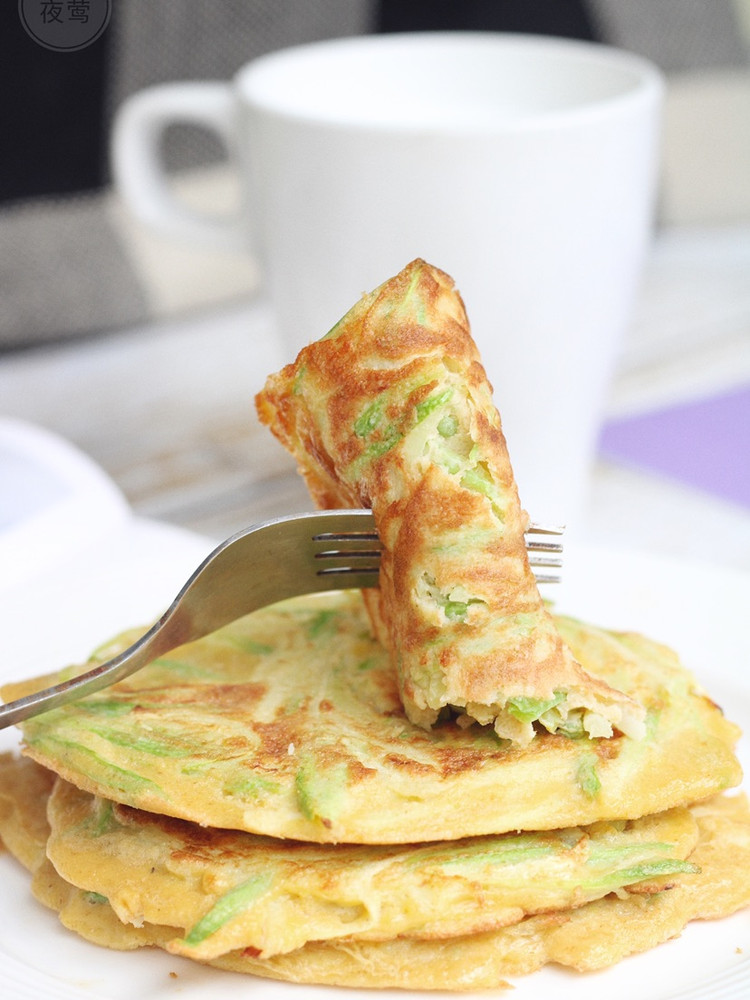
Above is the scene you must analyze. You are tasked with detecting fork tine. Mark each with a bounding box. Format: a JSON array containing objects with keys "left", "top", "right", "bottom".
[
  {"left": 525, "top": 539, "right": 563, "bottom": 554},
  {"left": 527, "top": 554, "right": 563, "bottom": 569},
  {"left": 526, "top": 521, "right": 565, "bottom": 535},
  {"left": 311, "top": 512, "right": 563, "bottom": 585},
  {"left": 525, "top": 522, "right": 563, "bottom": 582},
  {"left": 312, "top": 520, "right": 382, "bottom": 585},
  {"left": 527, "top": 523, "right": 563, "bottom": 582},
  {"left": 313, "top": 528, "right": 381, "bottom": 543}
]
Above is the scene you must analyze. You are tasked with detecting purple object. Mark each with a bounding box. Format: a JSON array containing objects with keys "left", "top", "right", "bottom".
[{"left": 599, "top": 384, "right": 750, "bottom": 509}]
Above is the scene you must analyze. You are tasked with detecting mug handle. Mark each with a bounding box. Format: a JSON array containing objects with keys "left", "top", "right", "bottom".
[{"left": 111, "top": 82, "right": 246, "bottom": 252}]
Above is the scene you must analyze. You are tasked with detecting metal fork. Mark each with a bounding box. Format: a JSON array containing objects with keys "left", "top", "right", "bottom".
[{"left": 0, "top": 509, "right": 562, "bottom": 729}]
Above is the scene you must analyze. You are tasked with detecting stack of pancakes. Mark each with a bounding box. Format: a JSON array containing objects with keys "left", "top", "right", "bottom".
[
  {"left": 1, "top": 261, "right": 749, "bottom": 991},
  {"left": 0, "top": 596, "right": 748, "bottom": 990}
]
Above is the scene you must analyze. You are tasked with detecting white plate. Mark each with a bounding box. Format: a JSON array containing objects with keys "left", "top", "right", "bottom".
[
  {"left": 0, "top": 417, "right": 131, "bottom": 593},
  {"left": 1, "top": 520, "right": 748, "bottom": 1000}
]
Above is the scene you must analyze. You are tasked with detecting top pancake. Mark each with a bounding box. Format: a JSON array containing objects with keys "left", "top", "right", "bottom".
[
  {"left": 256, "top": 259, "right": 644, "bottom": 745},
  {"left": 4, "top": 591, "right": 741, "bottom": 844}
]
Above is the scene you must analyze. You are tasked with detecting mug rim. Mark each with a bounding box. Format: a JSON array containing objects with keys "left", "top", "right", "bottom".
[{"left": 234, "top": 31, "right": 663, "bottom": 134}]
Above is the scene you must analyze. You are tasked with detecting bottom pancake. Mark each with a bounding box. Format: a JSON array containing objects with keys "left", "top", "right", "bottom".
[{"left": 2, "top": 755, "right": 750, "bottom": 992}]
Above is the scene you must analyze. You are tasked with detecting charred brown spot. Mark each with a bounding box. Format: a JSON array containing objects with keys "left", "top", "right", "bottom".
[
  {"left": 435, "top": 747, "right": 500, "bottom": 776},
  {"left": 221, "top": 735, "right": 254, "bottom": 751},
  {"left": 114, "top": 802, "right": 211, "bottom": 843},
  {"left": 625, "top": 881, "right": 677, "bottom": 897},
  {"left": 123, "top": 683, "right": 267, "bottom": 711},
  {"left": 384, "top": 753, "right": 436, "bottom": 775},
  {"left": 408, "top": 379, "right": 440, "bottom": 412},
  {"left": 347, "top": 760, "right": 378, "bottom": 782},
  {"left": 697, "top": 692, "right": 726, "bottom": 715},
  {"left": 251, "top": 720, "right": 299, "bottom": 759},
  {"left": 593, "top": 736, "right": 623, "bottom": 762}
]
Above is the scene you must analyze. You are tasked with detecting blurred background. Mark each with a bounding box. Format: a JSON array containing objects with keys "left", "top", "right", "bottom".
[{"left": 1, "top": 0, "right": 749, "bottom": 568}]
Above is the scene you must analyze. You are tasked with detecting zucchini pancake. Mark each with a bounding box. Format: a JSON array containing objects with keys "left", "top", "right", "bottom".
[{"left": 1, "top": 260, "right": 748, "bottom": 992}]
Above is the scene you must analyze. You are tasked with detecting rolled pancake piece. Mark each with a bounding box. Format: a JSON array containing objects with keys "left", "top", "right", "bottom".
[{"left": 257, "top": 259, "right": 644, "bottom": 745}]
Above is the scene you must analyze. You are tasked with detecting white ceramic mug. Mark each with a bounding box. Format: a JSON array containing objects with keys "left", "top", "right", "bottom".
[{"left": 112, "top": 32, "right": 663, "bottom": 527}]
